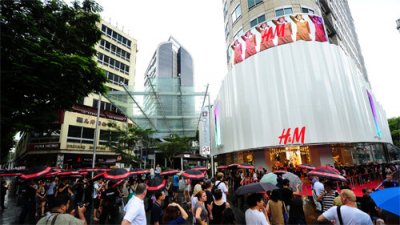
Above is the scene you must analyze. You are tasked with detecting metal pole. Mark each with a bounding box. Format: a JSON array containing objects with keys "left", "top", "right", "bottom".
[
  {"left": 92, "top": 93, "right": 101, "bottom": 176},
  {"left": 208, "top": 93, "right": 215, "bottom": 177}
]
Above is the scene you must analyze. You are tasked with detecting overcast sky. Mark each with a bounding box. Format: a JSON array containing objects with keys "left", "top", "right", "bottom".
[{"left": 96, "top": 0, "right": 400, "bottom": 118}]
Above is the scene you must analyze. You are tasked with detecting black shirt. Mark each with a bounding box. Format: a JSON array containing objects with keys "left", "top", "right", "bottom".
[
  {"left": 101, "top": 188, "right": 119, "bottom": 207},
  {"left": 279, "top": 187, "right": 293, "bottom": 206},
  {"left": 151, "top": 202, "right": 163, "bottom": 224},
  {"left": 205, "top": 190, "right": 213, "bottom": 214}
]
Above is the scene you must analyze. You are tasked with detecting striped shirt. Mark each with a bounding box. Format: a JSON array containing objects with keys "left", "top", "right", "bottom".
[{"left": 322, "top": 192, "right": 336, "bottom": 212}]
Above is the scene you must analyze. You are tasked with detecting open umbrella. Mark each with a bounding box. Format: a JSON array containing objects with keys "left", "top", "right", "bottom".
[
  {"left": 129, "top": 169, "right": 149, "bottom": 176},
  {"left": 217, "top": 165, "right": 228, "bottom": 170},
  {"left": 314, "top": 165, "right": 340, "bottom": 175},
  {"left": 236, "top": 182, "right": 278, "bottom": 195},
  {"left": 299, "top": 164, "right": 316, "bottom": 170},
  {"left": 160, "top": 169, "right": 180, "bottom": 176},
  {"left": 282, "top": 172, "right": 303, "bottom": 191},
  {"left": 20, "top": 166, "right": 52, "bottom": 179},
  {"left": 392, "top": 170, "right": 399, "bottom": 180},
  {"left": 273, "top": 170, "right": 288, "bottom": 175},
  {"left": 147, "top": 176, "right": 167, "bottom": 192},
  {"left": 307, "top": 170, "right": 347, "bottom": 182},
  {"left": 260, "top": 173, "right": 278, "bottom": 185},
  {"left": 181, "top": 169, "right": 205, "bottom": 180},
  {"left": 79, "top": 168, "right": 110, "bottom": 172},
  {"left": 191, "top": 166, "right": 208, "bottom": 171},
  {"left": 104, "top": 168, "right": 129, "bottom": 180},
  {"left": 228, "top": 163, "right": 255, "bottom": 169},
  {"left": 370, "top": 187, "right": 400, "bottom": 216}
]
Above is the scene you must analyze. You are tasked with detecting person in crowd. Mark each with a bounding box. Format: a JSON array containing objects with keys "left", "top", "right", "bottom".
[
  {"left": 279, "top": 179, "right": 293, "bottom": 212},
  {"left": 203, "top": 180, "right": 214, "bottom": 221},
  {"left": 18, "top": 180, "right": 37, "bottom": 224},
  {"left": 57, "top": 179, "right": 74, "bottom": 204},
  {"left": 36, "top": 180, "right": 47, "bottom": 217},
  {"left": 317, "top": 181, "right": 337, "bottom": 212},
  {"left": 122, "top": 183, "right": 147, "bottom": 225},
  {"left": 151, "top": 191, "right": 166, "bottom": 225},
  {"left": 215, "top": 172, "right": 229, "bottom": 203},
  {"left": 191, "top": 184, "right": 203, "bottom": 223},
  {"left": 381, "top": 174, "right": 399, "bottom": 188},
  {"left": 155, "top": 164, "right": 161, "bottom": 177},
  {"left": 194, "top": 190, "right": 209, "bottom": 225},
  {"left": 333, "top": 185, "right": 350, "bottom": 206},
  {"left": 172, "top": 172, "right": 180, "bottom": 202},
  {"left": 127, "top": 179, "right": 138, "bottom": 202},
  {"left": 183, "top": 178, "right": 191, "bottom": 204},
  {"left": 46, "top": 178, "right": 57, "bottom": 210},
  {"left": 162, "top": 202, "right": 188, "bottom": 225},
  {"left": 288, "top": 192, "right": 306, "bottom": 225},
  {"left": 312, "top": 176, "right": 324, "bottom": 213},
  {"left": 211, "top": 189, "right": 230, "bottom": 224},
  {"left": 221, "top": 207, "right": 236, "bottom": 225},
  {"left": 0, "top": 179, "right": 9, "bottom": 210},
  {"left": 359, "top": 188, "right": 379, "bottom": 220},
  {"left": 92, "top": 178, "right": 105, "bottom": 222},
  {"left": 318, "top": 189, "right": 373, "bottom": 225},
  {"left": 246, "top": 193, "right": 270, "bottom": 225},
  {"left": 36, "top": 196, "right": 87, "bottom": 225},
  {"left": 266, "top": 189, "right": 285, "bottom": 225},
  {"left": 99, "top": 180, "right": 120, "bottom": 224}
]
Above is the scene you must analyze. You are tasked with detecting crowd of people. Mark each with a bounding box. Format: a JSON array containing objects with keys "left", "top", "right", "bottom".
[{"left": 0, "top": 162, "right": 398, "bottom": 225}]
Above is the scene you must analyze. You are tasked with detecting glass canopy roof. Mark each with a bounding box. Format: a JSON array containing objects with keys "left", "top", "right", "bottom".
[{"left": 106, "top": 77, "right": 209, "bottom": 138}]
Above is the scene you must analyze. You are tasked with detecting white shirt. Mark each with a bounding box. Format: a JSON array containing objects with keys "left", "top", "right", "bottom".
[
  {"left": 313, "top": 181, "right": 324, "bottom": 196},
  {"left": 245, "top": 208, "right": 269, "bottom": 225},
  {"left": 216, "top": 181, "right": 228, "bottom": 203},
  {"left": 123, "top": 195, "right": 146, "bottom": 225},
  {"left": 323, "top": 205, "right": 373, "bottom": 225}
]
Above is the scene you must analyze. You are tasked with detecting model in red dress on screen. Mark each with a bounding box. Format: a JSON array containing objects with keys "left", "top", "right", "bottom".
[
  {"left": 231, "top": 39, "right": 243, "bottom": 64},
  {"left": 309, "top": 15, "right": 327, "bottom": 42},
  {"left": 241, "top": 30, "right": 257, "bottom": 59},
  {"left": 290, "top": 14, "right": 312, "bottom": 41},
  {"left": 272, "top": 16, "right": 293, "bottom": 45},
  {"left": 256, "top": 22, "right": 275, "bottom": 51}
]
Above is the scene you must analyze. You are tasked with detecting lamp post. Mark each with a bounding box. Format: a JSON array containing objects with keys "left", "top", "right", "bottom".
[{"left": 92, "top": 93, "right": 101, "bottom": 176}]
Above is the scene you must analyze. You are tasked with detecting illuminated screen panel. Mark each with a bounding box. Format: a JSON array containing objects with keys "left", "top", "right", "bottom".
[
  {"left": 229, "top": 13, "right": 328, "bottom": 66},
  {"left": 214, "top": 102, "right": 221, "bottom": 146},
  {"left": 367, "top": 90, "right": 382, "bottom": 138}
]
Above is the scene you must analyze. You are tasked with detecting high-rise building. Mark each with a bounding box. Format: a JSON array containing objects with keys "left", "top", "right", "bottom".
[
  {"left": 223, "top": 0, "right": 368, "bottom": 82},
  {"left": 211, "top": 0, "right": 394, "bottom": 171},
  {"left": 397, "top": 18, "right": 400, "bottom": 32},
  {"left": 15, "top": 19, "right": 137, "bottom": 168},
  {"left": 142, "top": 37, "right": 195, "bottom": 138}
]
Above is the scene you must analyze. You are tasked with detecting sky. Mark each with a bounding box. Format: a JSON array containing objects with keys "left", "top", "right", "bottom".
[{"left": 96, "top": 0, "right": 400, "bottom": 118}]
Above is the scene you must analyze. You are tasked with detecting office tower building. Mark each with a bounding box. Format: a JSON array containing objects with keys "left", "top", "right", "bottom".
[{"left": 15, "top": 19, "right": 137, "bottom": 168}]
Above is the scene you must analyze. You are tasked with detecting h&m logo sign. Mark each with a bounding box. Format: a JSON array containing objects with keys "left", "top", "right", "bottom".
[{"left": 278, "top": 126, "right": 306, "bottom": 145}]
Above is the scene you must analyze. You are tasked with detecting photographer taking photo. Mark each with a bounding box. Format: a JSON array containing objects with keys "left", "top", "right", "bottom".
[{"left": 36, "top": 196, "right": 87, "bottom": 225}]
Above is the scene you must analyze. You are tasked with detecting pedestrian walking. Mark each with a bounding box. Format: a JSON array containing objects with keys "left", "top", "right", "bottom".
[
  {"left": 151, "top": 191, "right": 165, "bottom": 225},
  {"left": 121, "top": 183, "right": 147, "bottom": 225},
  {"left": 317, "top": 189, "right": 373, "bottom": 225}
]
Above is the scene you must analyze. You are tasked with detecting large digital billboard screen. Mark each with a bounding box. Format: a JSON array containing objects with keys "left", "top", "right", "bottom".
[{"left": 229, "top": 14, "right": 328, "bottom": 65}]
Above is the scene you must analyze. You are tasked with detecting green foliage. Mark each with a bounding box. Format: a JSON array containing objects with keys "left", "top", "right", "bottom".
[
  {"left": 388, "top": 117, "right": 400, "bottom": 147},
  {"left": 0, "top": 0, "right": 107, "bottom": 160},
  {"left": 106, "top": 125, "right": 155, "bottom": 167},
  {"left": 157, "top": 134, "right": 194, "bottom": 167}
]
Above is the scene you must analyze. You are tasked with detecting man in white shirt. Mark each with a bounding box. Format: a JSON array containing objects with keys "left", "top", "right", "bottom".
[
  {"left": 215, "top": 172, "right": 228, "bottom": 203},
  {"left": 318, "top": 189, "right": 373, "bottom": 225},
  {"left": 245, "top": 193, "right": 270, "bottom": 225},
  {"left": 121, "top": 183, "right": 147, "bottom": 225},
  {"left": 312, "top": 177, "right": 324, "bottom": 212}
]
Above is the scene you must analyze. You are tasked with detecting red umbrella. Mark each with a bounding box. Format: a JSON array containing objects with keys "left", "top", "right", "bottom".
[
  {"left": 181, "top": 169, "right": 205, "bottom": 180},
  {"left": 0, "top": 172, "right": 21, "bottom": 177},
  {"left": 104, "top": 168, "right": 129, "bottom": 180},
  {"left": 90, "top": 172, "right": 105, "bottom": 180},
  {"left": 20, "top": 166, "right": 52, "bottom": 179},
  {"left": 307, "top": 170, "right": 347, "bottom": 182},
  {"left": 228, "top": 163, "right": 254, "bottom": 169},
  {"left": 191, "top": 166, "right": 208, "bottom": 171},
  {"left": 79, "top": 168, "right": 110, "bottom": 172},
  {"left": 217, "top": 165, "right": 228, "bottom": 170},
  {"left": 129, "top": 169, "right": 149, "bottom": 175},
  {"left": 112, "top": 179, "right": 125, "bottom": 188},
  {"left": 160, "top": 169, "right": 180, "bottom": 176},
  {"left": 299, "top": 164, "right": 316, "bottom": 170},
  {"left": 147, "top": 177, "right": 167, "bottom": 191},
  {"left": 314, "top": 165, "right": 340, "bottom": 175}
]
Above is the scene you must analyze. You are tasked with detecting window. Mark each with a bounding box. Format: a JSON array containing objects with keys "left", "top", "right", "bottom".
[
  {"left": 101, "top": 24, "right": 132, "bottom": 49},
  {"left": 233, "top": 28, "right": 243, "bottom": 41},
  {"left": 250, "top": 15, "right": 266, "bottom": 28},
  {"left": 275, "top": 7, "right": 293, "bottom": 17},
  {"left": 231, "top": 5, "right": 241, "bottom": 24},
  {"left": 97, "top": 53, "right": 130, "bottom": 74},
  {"left": 93, "top": 99, "right": 123, "bottom": 114},
  {"left": 248, "top": 0, "right": 262, "bottom": 9},
  {"left": 301, "top": 7, "right": 315, "bottom": 14},
  {"left": 67, "top": 125, "right": 95, "bottom": 144},
  {"left": 225, "top": 23, "right": 230, "bottom": 38}
]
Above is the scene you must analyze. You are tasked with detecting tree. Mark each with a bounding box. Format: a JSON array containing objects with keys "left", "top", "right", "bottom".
[
  {"left": 0, "top": 0, "right": 107, "bottom": 161},
  {"left": 157, "top": 134, "right": 193, "bottom": 167},
  {"left": 388, "top": 117, "right": 400, "bottom": 147},
  {"left": 107, "top": 124, "right": 155, "bottom": 167}
]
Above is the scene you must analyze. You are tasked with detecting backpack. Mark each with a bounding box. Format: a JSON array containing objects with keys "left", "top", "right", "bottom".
[{"left": 212, "top": 181, "right": 222, "bottom": 196}]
